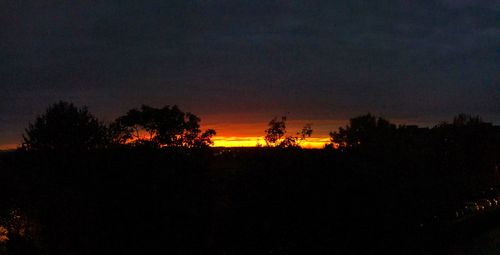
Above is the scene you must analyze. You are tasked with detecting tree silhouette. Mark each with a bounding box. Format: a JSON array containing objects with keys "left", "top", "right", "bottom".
[
  {"left": 111, "top": 105, "right": 216, "bottom": 148},
  {"left": 22, "top": 101, "right": 109, "bottom": 150},
  {"left": 264, "top": 116, "right": 313, "bottom": 148},
  {"left": 329, "top": 113, "right": 396, "bottom": 149},
  {"left": 264, "top": 116, "right": 287, "bottom": 147},
  {"left": 451, "top": 113, "right": 483, "bottom": 127}
]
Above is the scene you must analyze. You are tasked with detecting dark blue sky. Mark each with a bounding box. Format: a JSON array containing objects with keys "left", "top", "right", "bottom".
[{"left": 1, "top": 0, "right": 499, "bottom": 146}]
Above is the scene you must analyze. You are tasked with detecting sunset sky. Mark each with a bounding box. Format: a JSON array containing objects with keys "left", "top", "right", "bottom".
[{"left": 1, "top": 0, "right": 498, "bottom": 149}]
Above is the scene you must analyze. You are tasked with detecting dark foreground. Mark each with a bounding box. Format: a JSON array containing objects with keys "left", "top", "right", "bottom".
[{"left": 0, "top": 148, "right": 499, "bottom": 254}]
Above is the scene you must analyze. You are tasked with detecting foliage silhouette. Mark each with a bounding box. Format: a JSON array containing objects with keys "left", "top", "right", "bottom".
[
  {"left": 437, "top": 113, "right": 484, "bottom": 127},
  {"left": 329, "top": 113, "right": 396, "bottom": 149},
  {"left": 22, "top": 101, "right": 109, "bottom": 151},
  {"left": 264, "top": 116, "right": 287, "bottom": 147},
  {"left": 111, "top": 105, "right": 216, "bottom": 148},
  {"left": 264, "top": 116, "right": 313, "bottom": 148}
]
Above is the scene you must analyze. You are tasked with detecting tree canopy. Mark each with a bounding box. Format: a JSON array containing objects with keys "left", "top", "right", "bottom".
[
  {"left": 22, "top": 101, "right": 109, "bottom": 150},
  {"left": 110, "top": 105, "right": 216, "bottom": 148},
  {"left": 329, "top": 113, "right": 396, "bottom": 149},
  {"left": 22, "top": 102, "right": 216, "bottom": 150}
]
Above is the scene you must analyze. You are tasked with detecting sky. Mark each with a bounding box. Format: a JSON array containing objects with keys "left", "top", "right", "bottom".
[{"left": 1, "top": 0, "right": 499, "bottom": 148}]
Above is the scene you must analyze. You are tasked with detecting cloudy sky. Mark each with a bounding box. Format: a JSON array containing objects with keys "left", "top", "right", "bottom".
[{"left": 1, "top": 0, "right": 499, "bottom": 147}]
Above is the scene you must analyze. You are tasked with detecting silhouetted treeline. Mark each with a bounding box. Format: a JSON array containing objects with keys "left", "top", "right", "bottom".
[
  {"left": 1, "top": 106, "right": 500, "bottom": 254},
  {"left": 22, "top": 101, "right": 216, "bottom": 151}
]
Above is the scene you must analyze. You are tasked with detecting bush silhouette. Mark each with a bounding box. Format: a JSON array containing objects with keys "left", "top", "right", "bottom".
[{"left": 22, "top": 101, "right": 109, "bottom": 151}]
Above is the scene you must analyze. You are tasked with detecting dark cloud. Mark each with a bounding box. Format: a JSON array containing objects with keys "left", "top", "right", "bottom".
[{"left": 1, "top": 0, "right": 498, "bottom": 145}]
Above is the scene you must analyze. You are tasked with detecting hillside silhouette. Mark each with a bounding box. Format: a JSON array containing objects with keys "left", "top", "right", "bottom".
[{"left": 1, "top": 102, "right": 500, "bottom": 254}]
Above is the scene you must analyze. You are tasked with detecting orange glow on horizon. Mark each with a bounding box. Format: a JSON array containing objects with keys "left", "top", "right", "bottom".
[
  {"left": 125, "top": 134, "right": 330, "bottom": 149},
  {"left": 202, "top": 118, "right": 339, "bottom": 149},
  {"left": 0, "top": 119, "right": 340, "bottom": 150},
  {"left": 212, "top": 136, "right": 330, "bottom": 148},
  {"left": 0, "top": 144, "right": 18, "bottom": 151}
]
